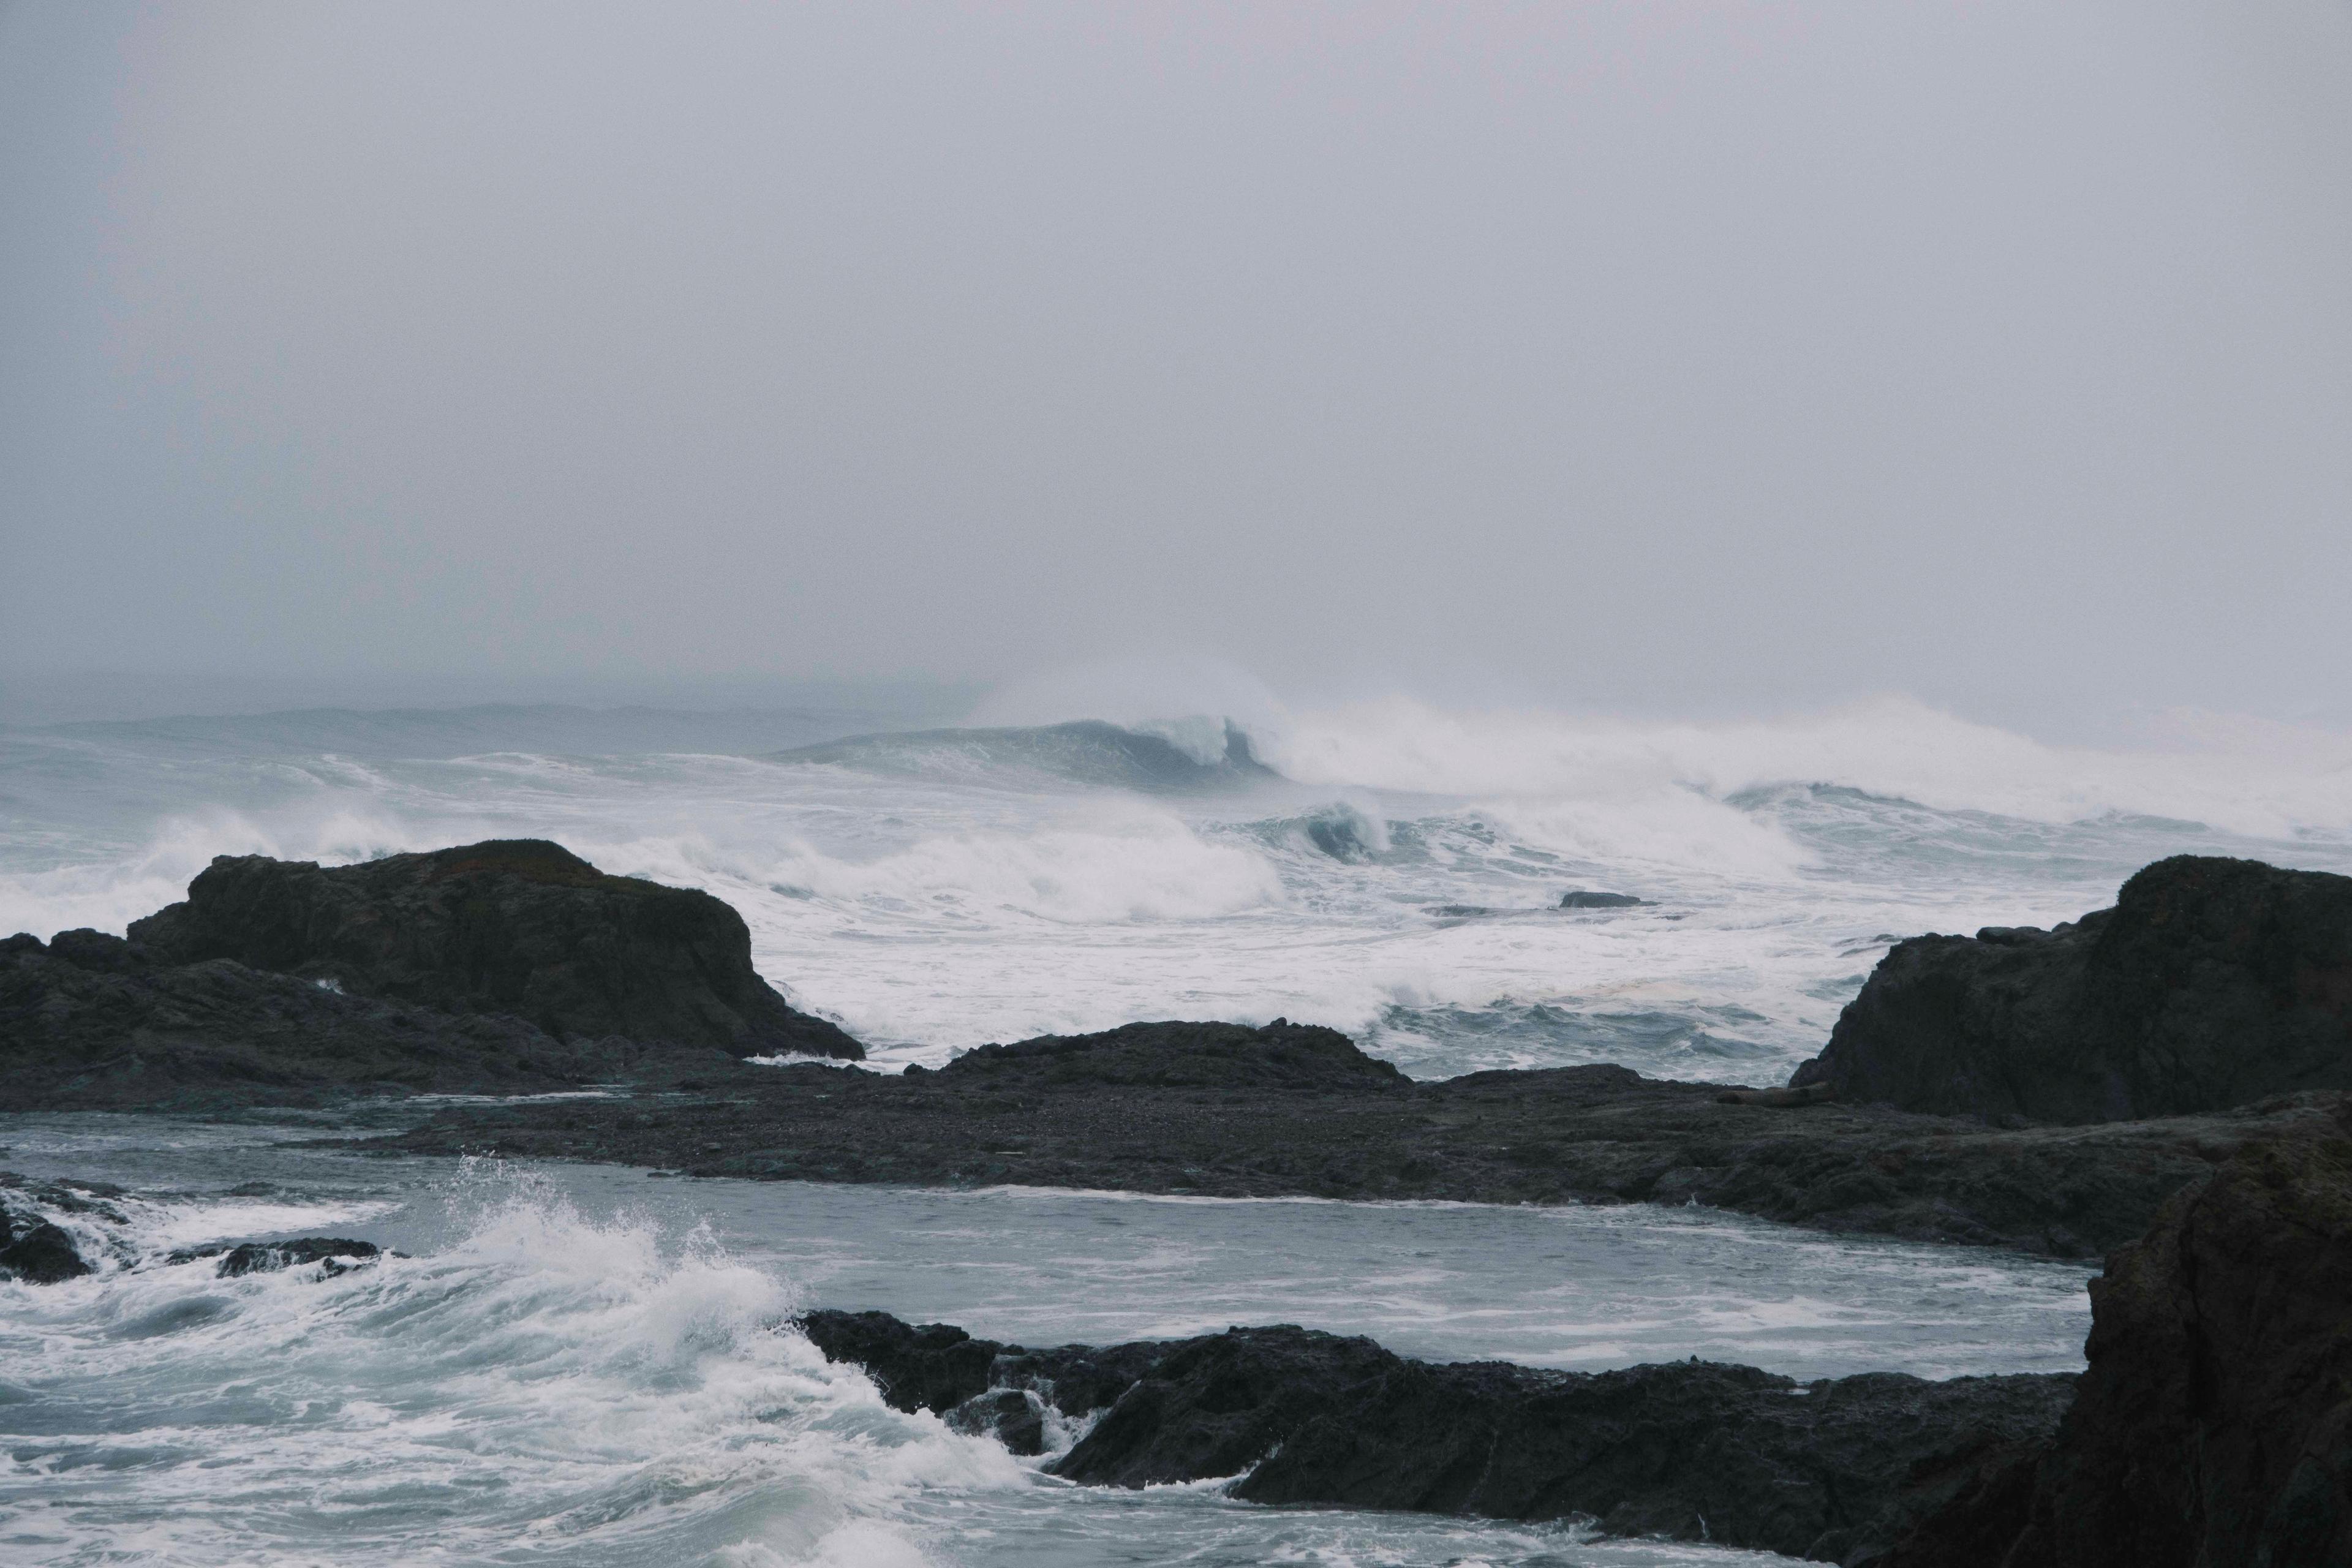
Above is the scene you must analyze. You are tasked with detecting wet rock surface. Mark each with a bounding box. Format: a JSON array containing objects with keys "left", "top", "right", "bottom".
[
  {"left": 1885, "top": 1114, "right": 2352, "bottom": 1568},
  {"left": 1792, "top": 856, "right": 2352, "bottom": 1123},
  {"left": 1, "top": 927, "right": 726, "bottom": 1109},
  {"left": 0, "top": 1172, "right": 124, "bottom": 1282},
  {"left": 798, "top": 1308, "right": 2073, "bottom": 1564},
  {"left": 371, "top": 1020, "right": 2343, "bottom": 1256},
  {"left": 0, "top": 1216, "right": 91, "bottom": 1283},
  {"left": 127, "top": 839, "right": 862, "bottom": 1059}
]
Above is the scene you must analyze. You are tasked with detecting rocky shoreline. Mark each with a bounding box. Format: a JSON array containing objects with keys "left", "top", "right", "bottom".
[
  {"left": 794, "top": 1116, "right": 2352, "bottom": 1567},
  {"left": 6, "top": 846, "right": 2350, "bottom": 1259},
  {"left": 358, "top": 1022, "right": 2343, "bottom": 1257},
  {"left": 799, "top": 1308, "right": 2074, "bottom": 1564},
  {"left": 7, "top": 842, "right": 2352, "bottom": 1561}
]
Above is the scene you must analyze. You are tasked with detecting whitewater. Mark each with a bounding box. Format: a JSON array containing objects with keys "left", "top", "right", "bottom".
[{"left": 5, "top": 690, "right": 2351, "bottom": 1564}]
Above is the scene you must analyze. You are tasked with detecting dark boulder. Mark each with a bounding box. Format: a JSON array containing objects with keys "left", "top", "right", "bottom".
[
  {"left": 1887, "top": 1118, "right": 2352, "bottom": 1567},
  {"left": 1790, "top": 856, "right": 2352, "bottom": 1123},
  {"left": 0, "top": 1218, "right": 92, "bottom": 1283},
  {"left": 126, "top": 839, "right": 861, "bottom": 1059},
  {"left": 940, "top": 1019, "right": 1406, "bottom": 1091},
  {"left": 1561, "top": 890, "right": 1645, "bottom": 909},
  {"left": 798, "top": 1309, "right": 2073, "bottom": 1562},
  {"left": 0, "top": 929, "right": 707, "bottom": 1110}
]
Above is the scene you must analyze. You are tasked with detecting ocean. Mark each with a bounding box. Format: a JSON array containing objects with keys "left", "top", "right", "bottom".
[{"left": 4, "top": 693, "right": 2349, "bottom": 1564}]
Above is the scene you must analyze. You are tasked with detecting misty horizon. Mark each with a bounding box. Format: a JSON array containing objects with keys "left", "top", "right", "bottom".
[{"left": 6, "top": 1, "right": 2350, "bottom": 741}]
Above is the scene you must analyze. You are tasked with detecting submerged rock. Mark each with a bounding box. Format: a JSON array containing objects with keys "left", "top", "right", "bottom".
[
  {"left": 128, "top": 839, "right": 862, "bottom": 1060},
  {"left": 1790, "top": 856, "right": 2352, "bottom": 1123},
  {"left": 1887, "top": 1117, "right": 2352, "bottom": 1567},
  {"left": 167, "top": 1238, "right": 385, "bottom": 1278},
  {"left": 799, "top": 1308, "right": 2072, "bottom": 1563},
  {"left": 220, "top": 1238, "right": 382, "bottom": 1277},
  {"left": 1560, "top": 890, "right": 1645, "bottom": 909}
]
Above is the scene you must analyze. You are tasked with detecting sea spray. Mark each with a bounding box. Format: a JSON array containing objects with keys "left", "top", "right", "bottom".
[
  {"left": 0, "top": 1160, "right": 1015, "bottom": 1566},
  {"left": 6, "top": 698, "right": 2350, "bottom": 1079}
]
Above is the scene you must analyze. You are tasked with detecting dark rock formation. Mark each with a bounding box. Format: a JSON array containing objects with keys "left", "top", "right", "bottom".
[
  {"left": 1791, "top": 856, "right": 2352, "bottom": 1123},
  {"left": 129, "top": 839, "right": 861, "bottom": 1059},
  {"left": 0, "top": 839, "right": 867, "bottom": 1109},
  {"left": 795, "top": 1308, "right": 1166, "bottom": 1434},
  {"left": 377, "top": 1019, "right": 2346, "bottom": 1257},
  {"left": 1885, "top": 1117, "right": 2352, "bottom": 1567},
  {"left": 0, "top": 1173, "right": 140, "bottom": 1281},
  {"left": 930, "top": 1019, "right": 1406, "bottom": 1091},
  {"left": 0, "top": 1217, "right": 92, "bottom": 1283},
  {"left": 798, "top": 1308, "right": 2073, "bottom": 1563},
  {"left": 797, "top": 1309, "right": 1005, "bottom": 1414},
  {"left": 0, "top": 927, "right": 708, "bottom": 1110},
  {"left": 1718, "top": 1082, "right": 1836, "bottom": 1107},
  {"left": 1561, "top": 890, "right": 1645, "bottom": 909}
]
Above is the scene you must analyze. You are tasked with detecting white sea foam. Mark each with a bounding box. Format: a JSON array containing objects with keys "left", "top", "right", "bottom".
[
  {"left": 1252, "top": 695, "right": 2352, "bottom": 838},
  {"left": 4, "top": 1159, "right": 1871, "bottom": 1566},
  {"left": 1, "top": 1166, "right": 1013, "bottom": 1566},
  {"left": 4, "top": 691, "right": 2348, "bottom": 1079}
]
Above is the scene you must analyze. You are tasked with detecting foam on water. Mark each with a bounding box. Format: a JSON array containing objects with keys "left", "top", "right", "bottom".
[
  {"left": 1, "top": 1155, "right": 1822, "bottom": 1566},
  {"left": 1, "top": 1167, "right": 1008, "bottom": 1566}
]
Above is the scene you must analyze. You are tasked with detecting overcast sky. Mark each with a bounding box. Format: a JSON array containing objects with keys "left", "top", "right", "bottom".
[{"left": 4, "top": 1, "right": 2348, "bottom": 731}]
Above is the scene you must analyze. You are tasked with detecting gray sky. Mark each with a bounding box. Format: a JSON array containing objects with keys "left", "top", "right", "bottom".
[{"left": 4, "top": 1, "right": 2349, "bottom": 732}]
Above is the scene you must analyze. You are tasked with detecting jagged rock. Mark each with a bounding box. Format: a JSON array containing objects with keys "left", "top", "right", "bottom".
[
  {"left": 0, "top": 1218, "right": 91, "bottom": 1283},
  {"left": 796, "top": 1309, "right": 1001, "bottom": 1414},
  {"left": 1885, "top": 1117, "right": 2352, "bottom": 1567},
  {"left": 1790, "top": 856, "right": 2352, "bottom": 1123},
  {"left": 128, "top": 839, "right": 861, "bottom": 1059},
  {"left": 797, "top": 1308, "right": 2073, "bottom": 1562}
]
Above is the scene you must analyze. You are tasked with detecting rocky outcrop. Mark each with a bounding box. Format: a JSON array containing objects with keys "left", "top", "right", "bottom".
[
  {"left": 923, "top": 1019, "right": 1406, "bottom": 1091},
  {"left": 0, "top": 1173, "right": 120, "bottom": 1283},
  {"left": 0, "top": 1216, "right": 91, "bottom": 1283},
  {"left": 1, "top": 839, "right": 864, "bottom": 1109},
  {"left": 1885, "top": 1117, "right": 2352, "bottom": 1567},
  {"left": 0, "top": 927, "right": 710, "bottom": 1109},
  {"left": 1791, "top": 856, "right": 2352, "bottom": 1123},
  {"left": 129, "top": 839, "right": 861, "bottom": 1059},
  {"left": 381, "top": 1019, "right": 2348, "bottom": 1257},
  {"left": 798, "top": 1308, "right": 2073, "bottom": 1564}
]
